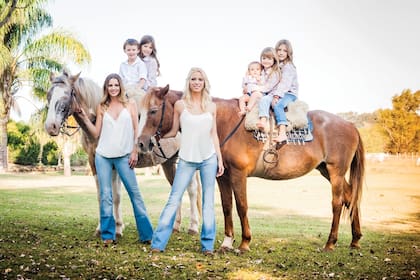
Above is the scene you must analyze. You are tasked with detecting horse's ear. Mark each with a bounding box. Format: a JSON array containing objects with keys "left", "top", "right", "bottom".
[
  {"left": 157, "top": 84, "right": 170, "bottom": 99},
  {"left": 70, "top": 72, "right": 81, "bottom": 84},
  {"left": 50, "top": 72, "right": 56, "bottom": 82}
]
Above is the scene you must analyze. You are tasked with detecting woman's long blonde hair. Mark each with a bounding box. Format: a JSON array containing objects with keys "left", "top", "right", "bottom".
[{"left": 182, "top": 67, "right": 212, "bottom": 111}]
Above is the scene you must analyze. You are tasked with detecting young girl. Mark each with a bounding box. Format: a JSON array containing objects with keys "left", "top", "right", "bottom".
[
  {"left": 139, "top": 35, "right": 160, "bottom": 90},
  {"left": 255, "top": 47, "right": 282, "bottom": 131},
  {"left": 272, "top": 39, "right": 299, "bottom": 145},
  {"left": 238, "top": 61, "right": 262, "bottom": 116}
]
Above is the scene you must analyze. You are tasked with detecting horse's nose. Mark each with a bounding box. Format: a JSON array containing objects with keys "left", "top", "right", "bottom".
[{"left": 45, "top": 122, "right": 59, "bottom": 136}]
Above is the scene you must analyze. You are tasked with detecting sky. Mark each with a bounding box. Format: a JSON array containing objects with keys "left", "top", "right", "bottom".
[{"left": 11, "top": 0, "right": 420, "bottom": 121}]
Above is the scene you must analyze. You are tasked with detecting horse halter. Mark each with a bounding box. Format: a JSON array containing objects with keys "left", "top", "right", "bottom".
[
  {"left": 150, "top": 98, "right": 170, "bottom": 160},
  {"left": 50, "top": 82, "right": 81, "bottom": 136}
]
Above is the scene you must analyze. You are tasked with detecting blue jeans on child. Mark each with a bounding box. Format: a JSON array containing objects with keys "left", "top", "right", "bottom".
[
  {"left": 258, "top": 94, "right": 273, "bottom": 119},
  {"left": 273, "top": 93, "right": 297, "bottom": 126},
  {"left": 151, "top": 154, "right": 218, "bottom": 252},
  {"left": 95, "top": 153, "right": 153, "bottom": 242}
]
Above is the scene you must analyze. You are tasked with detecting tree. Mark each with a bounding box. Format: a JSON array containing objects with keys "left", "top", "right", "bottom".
[
  {"left": 0, "top": 0, "right": 18, "bottom": 28},
  {"left": 376, "top": 89, "right": 420, "bottom": 153},
  {"left": 0, "top": 0, "right": 90, "bottom": 171}
]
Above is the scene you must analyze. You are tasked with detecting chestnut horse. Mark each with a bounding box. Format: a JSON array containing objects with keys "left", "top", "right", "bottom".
[
  {"left": 138, "top": 86, "right": 365, "bottom": 252},
  {"left": 44, "top": 71, "right": 201, "bottom": 237}
]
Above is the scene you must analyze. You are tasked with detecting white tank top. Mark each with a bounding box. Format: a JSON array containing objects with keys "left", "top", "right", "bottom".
[
  {"left": 96, "top": 108, "right": 134, "bottom": 158},
  {"left": 179, "top": 109, "right": 215, "bottom": 163}
]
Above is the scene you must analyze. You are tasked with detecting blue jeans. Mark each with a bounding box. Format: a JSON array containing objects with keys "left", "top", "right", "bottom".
[
  {"left": 95, "top": 153, "right": 153, "bottom": 242},
  {"left": 273, "top": 93, "right": 297, "bottom": 126},
  {"left": 258, "top": 94, "right": 273, "bottom": 119},
  {"left": 151, "top": 154, "right": 218, "bottom": 252}
]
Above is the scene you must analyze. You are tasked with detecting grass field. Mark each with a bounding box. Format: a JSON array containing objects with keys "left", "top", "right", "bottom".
[{"left": 0, "top": 158, "right": 419, "bottom": 279}]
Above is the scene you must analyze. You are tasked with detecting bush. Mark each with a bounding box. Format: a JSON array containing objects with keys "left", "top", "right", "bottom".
[
  {"left": 8, "top": 121, "right": 40, "bottom": 165},
  {"left": 71, "top": 147, "right": 88, "bottom": 166},
  {"left": 41, "top": 141, "right": 59, "bottom": 165},
  {"left": 15, "top": 138, "right": 40, "bottom": 165}
]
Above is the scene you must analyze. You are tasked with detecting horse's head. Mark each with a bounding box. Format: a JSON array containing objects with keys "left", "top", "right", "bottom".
[
  {"left": 138, "top": 84, "right": 174, "bottom": 153},
  {"left": 45, "top": 70, "right": 81, "bottom": 136}
]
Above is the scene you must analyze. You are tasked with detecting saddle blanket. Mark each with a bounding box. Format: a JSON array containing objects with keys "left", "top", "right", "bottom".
[{"left": 244, "top": 100, "right": 313, "bottom": 144}]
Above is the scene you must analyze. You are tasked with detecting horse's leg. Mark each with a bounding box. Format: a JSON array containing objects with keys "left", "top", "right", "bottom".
[
  {"left": 231, "top": 172, "right": 251, "bottom": 252},
  {"left": 324, "top": 169, "right": 345, "bottom": 251},
  {"left": 217, "top": 174, "right": 236, "bottom": 252},
  {"left": 186, "top": 171, "right": 201, "bottom": 235},
  {"left": 112, "top": 170, "right": 124, "bottom": 238},
  {"left": 160, "top": 158, "right": 182, "bottom": 232}
]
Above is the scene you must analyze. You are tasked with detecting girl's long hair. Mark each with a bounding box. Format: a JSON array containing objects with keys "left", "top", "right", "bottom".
[
  {"left": 275, "top": 39, "right": 295, "bottom": 67},
  {"left": 139, "top": 35, "right": 161, "bottom": 76},
  {"left": 260, "top": 47, "right": 281, "bottom": 79}
]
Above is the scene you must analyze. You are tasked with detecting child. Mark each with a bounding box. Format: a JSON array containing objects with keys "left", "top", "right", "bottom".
[
  {"left": 254, "top": 47, "right": 282, "bottom": 131},
  {"left": 238, "top": 61, "right": 262, "bottom": 116},
  {"left": 139, "top": 35, "right": 160, "bottom": 90},
  {"left": 272, "top": 39, "right": 299, "bottom": 145}
]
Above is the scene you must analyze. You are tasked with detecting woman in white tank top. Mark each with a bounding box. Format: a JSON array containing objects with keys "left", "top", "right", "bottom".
[
  {"left": 151, "top": 67, "right": 224, "bottom": 255},
  {"left": 81, "top": 73, "right": 153, "bottom": 246}
]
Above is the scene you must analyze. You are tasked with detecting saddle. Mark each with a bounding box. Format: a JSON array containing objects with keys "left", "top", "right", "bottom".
[{"left": 244, "top": 100, "right": 313, "bottom": 144}]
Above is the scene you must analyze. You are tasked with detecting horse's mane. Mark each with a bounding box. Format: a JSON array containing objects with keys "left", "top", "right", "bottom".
[{"left": 73, "top": 77, "right": 102, "bottom": 115}]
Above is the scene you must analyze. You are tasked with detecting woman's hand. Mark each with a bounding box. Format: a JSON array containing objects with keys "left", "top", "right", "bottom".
[
  {"left": 216, "top": 160, "right": 224, "bottom": 177},
  {"left": 129, "top": 148, "right": 138, "bottom": 169}
]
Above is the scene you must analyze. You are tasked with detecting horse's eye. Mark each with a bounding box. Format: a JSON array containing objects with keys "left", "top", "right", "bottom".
[{"left": 149, "top": 108, "right": 158, "bottom": 115}]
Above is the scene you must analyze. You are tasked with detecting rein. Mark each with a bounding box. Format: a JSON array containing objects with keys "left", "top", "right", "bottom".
[
  {"left": 150, "top": 97, "right": 245, "bottom": 158},
  {"left": 220, "top": 115, "right": 245, "bottom": 147},
  {"left": 151, "top": 99, "right": 170, "bottom": 159}
]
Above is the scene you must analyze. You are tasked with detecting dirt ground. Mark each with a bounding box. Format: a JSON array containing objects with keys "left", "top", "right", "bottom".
[{"left": 1, "top": 158, "right": 419, "bottom": 233}]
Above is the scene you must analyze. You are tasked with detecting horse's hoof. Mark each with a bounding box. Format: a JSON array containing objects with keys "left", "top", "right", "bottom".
[
  {"left": 323, "top": 245, "right": 335, "bottom": 252},
  {"left": 218, "top": 246, "right": 233, "bottom": 254},
  {"left": 188, "top": 229, "right": 198, "bottom": 235},
  {"left": 116, "top": 232, "right": 123, "bottom": 239},
  {"left": 94, "top": 230, "right": 101, "bottom": 237},
  {"left": 350, "top": 243, "right": 361, "bottom": 249}
]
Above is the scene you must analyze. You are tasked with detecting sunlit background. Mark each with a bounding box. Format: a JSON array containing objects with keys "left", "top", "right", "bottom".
[{"left": 11, "top": 0, "right": 420, "bottom": 121}]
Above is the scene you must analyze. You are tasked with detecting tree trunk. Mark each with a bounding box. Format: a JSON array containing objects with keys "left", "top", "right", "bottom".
[{"left": 0, "top": 117, "right": 8, "bottom": 172}]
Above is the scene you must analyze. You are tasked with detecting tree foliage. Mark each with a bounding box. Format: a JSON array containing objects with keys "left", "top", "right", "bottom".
[
  {"left": 376, "top": 89, "right": 420, "bottom": 153},
  {"left": 0, "top": 0, "right": 90, "bottom": 171}
]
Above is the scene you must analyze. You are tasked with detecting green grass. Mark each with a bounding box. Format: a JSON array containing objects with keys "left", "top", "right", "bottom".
[{"left": 0, "top": 174, "right": 419, "bottom": 279}]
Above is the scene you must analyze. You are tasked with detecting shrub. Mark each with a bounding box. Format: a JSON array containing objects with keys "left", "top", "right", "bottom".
[
  {"left": 41, "top": 141, "right": 59, "bottom": 165},
  {"left": 71, "top": 147, "right": 88, "bottom": 166}
]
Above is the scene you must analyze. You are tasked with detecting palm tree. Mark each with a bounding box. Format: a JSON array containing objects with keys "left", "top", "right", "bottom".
[{"left": 0, "top": 0, "right": 90, "bottom": 171}]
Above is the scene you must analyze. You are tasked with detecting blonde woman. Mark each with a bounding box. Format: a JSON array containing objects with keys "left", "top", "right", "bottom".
[{"left": 151, "top": 67, "right": 224, "bottom": 255}]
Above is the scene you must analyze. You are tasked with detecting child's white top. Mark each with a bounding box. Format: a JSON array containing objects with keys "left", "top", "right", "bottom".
[{"left": 119, "top": 56, "right": 147, "bottom": 89}]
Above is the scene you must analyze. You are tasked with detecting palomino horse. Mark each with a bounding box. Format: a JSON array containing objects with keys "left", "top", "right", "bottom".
[
  {"left": 44, "top": 71, "right": 201, "bottom": 237},
  {"left": 138, "top": 86, "right": 365, "bottom": 252}
]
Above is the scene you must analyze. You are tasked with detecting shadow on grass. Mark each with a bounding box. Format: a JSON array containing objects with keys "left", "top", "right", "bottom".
[{"left": 1, "top": 182, "right": 419, "bottom": 279}]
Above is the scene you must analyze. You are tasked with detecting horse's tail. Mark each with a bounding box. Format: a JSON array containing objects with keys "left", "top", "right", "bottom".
[{"left": 348, "top": 131, "right": 365, "bottom": 221}]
